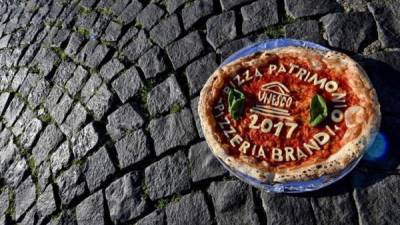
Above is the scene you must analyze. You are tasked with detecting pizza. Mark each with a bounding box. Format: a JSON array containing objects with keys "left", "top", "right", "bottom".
[{"left": 198, "top": 46, "right": 381, "bottom": 183}]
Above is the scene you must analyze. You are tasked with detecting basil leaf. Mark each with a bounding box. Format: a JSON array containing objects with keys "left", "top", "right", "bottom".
[
  {"left": 228, "top": 88, "right": 245, "bottom": 120},
  {"left": 309, "top": 94, "right": 328, "bottom": 127}
]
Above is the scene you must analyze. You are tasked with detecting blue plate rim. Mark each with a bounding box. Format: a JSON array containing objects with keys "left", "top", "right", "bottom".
[{"left": 214, "top": 38, "right": 364, "bottom": 193}]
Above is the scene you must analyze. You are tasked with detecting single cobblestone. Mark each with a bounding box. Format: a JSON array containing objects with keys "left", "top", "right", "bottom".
[
  {"left": 208, "top": 180, "right": 260, "bottom": 225},
  {"left": 321, "top": 12, "right": 375, "bottom": 52},
  {"left": 65, "top": 32, "right": 84, "bottom": 57},
  {"left": 99, "top": 58, "right": 125, "bottom": 81},
  {"left": 145, "top": 151, "right": 191, "bottom": 200},
  {"left": 61, "top": 103, "right": 88, "bottom": 138},
  {"left": 105, "top": 171, "right": 149, "bottom": 223},
  {"left": 4, "top": 155, "right": 27, "bottom": 188},
  {"left": 285, "top": 0, "right": 341, "bottom": 18},
  {"left": 15, "top": 176, "right": 36, "bottom": 220},
  {"left": 150, "top": 14, "right": 182, "bottom": 48},
  {"left": 123, "top": 30, "right": 152, "bottom": 62},
  {"left": 118, "top": 0, "right": 143, "bottom": 25},
  {"left": 27, "top": 79, "right": 50, "bottom": 108},
  {"left": 32, "top": 124, "right": 64, "bottom": 166},
  {"left": 167, "top": 31, "right": 205, "bottom": 69},
  {"left": 166, "top": 191, "right": 212, "bottom": 225},
  {"left": 241, "top": 0, "right": 278, "bottom": 34},
  {"left": 86, "top": 83, "right": 113, "bottom": 120},
  {"left": 149, "top": 108, "right": 197, "bottom": 155},
  {"left": 72, "top": 122, "right": 99, "bottom": 159},
  {"left": 103, "top": 21, "right": 122, "bottom": 42},
  {"left": 80, "top": 75, "right": 102, "bottom": 104},
  {"left": 182, "top": 0, "right": 214, "bottom": 30},
  {"left": 106, "top": 103, "right": 144, "bottom": 141},
  {"left": 76, "top": 190, "right": 105, "bottom": 225},
  {"left": 147, "top": 75, "right": 186, "bottom": 116},
  {"left": 50, "top": 141, "right": 72, "bottom": 176},
  {"left": 83, "top": 146, "right": 116, "bottom": 192},
  {"left": 112, "top": 66, "right": 143, "bottom": 103},
  {"left": 206, "top": 11, "right": 236, "bottom": 49},
  {"left": 137, "top": 3, "right": 165, "bottom": 30},
  {"left": 138, "top": 46, "right": 167, "bottom": 79},
  {"left": 115, "top": 129, "right": 151, "bottom": 169},
  {"left": 45, "top": 86, "right": 64, "bottom": 109},
  {"left": 66, "top": 66, "right": 88, "bottom": 97},
  {"left": 56, "top": 164, "right": 86, "bottom": 205}
]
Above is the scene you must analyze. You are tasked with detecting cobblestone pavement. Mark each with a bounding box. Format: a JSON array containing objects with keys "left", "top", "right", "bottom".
[{"left": 0, "top": 0, "right": 399, "bottom": 224}]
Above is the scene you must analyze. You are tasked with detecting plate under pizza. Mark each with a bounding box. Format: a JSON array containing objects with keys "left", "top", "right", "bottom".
[{"left": 198, "top": 39, "right": 381, "bottom": 192}]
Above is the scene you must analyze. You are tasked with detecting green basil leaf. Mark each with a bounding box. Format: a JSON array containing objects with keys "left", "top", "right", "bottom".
[
  {"left": 309, "top": 94, "right": 328, "bottom": 127},
  {"left": 228, "top": 88, "right": 245, "bottom": 120}
]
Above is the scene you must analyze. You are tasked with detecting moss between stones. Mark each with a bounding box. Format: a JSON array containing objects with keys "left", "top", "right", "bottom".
[
  {"left": 38, "top": 112, "right": 53, "bottom": 124},
  {"left": 6, "top": 189, "right": 15, "bottom": 220},
  {"left": 14, "top": 92, "right": 34, "bottom": 111},
  {"left": 78, "top": 6, "right": 92, "bottom": 16},
  {"left": 171, "top": 194, "right": 181, "bottom": 202},
  {"left": 134, "top": 19, "right": 143, "bottom": 29},
  {"left": 100, "top": 40, "right": 115, "bottom": 48},
  {"left": 170, "top": 103, "right": 182, "bottom": 114},
  {"left": 27, "top": 157, "right": 38, "bottom": 178},
  {"left": 265, "top": 25, "right": 285, "bottom": 38},
  {"left": 142, "top": 184, "right": 150, "bottom": 198},
  {"left": 97, "top": 7, "right": 113, "bottom": 16},
  {"left": 28, "top": 64, "right": 41, "bottom": 74},
  {"left": 45, "top": 20, "right": 64, "bottom": 29},
  {"left": 282, "top": 13, "right": 296, "bottom": 24},
  {"left": 72, "top": 158, "right": 84, "bottom": 166},
  {"left": 51, "top": 47, "right": 68, "bottom": 61},
  {"left": 156, "top": 194, "right": 182, "bottom": 209},
  {"left": 156, "top": 199, "right": 169, "bottom": 209},
  {"left": 138, "top": 86, "right": 150, "bottom": 106},
  {"left": 73, "top": 27, "right": 91, "bottom": 38}
]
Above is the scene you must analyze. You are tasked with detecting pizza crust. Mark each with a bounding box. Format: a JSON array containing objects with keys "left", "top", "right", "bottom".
[{"left": 198, "top": 46, "right": 381, "bottom": 183}]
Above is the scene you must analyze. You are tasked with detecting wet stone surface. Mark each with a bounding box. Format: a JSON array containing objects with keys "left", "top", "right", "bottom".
[{"left": 0, "top": 0, "right": 398, "bottom": 224}]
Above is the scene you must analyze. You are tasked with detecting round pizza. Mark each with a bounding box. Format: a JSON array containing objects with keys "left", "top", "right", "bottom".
[{"left": 198, "top": 46, "right": 381, "bottom": 183}]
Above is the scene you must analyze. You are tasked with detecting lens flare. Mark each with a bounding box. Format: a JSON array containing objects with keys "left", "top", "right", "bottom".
[{"left": 362, "top": 132, "right": 388, "bottom": 161}]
